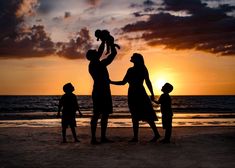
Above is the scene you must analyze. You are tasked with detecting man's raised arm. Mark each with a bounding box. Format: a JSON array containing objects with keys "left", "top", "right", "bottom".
[
  {"left": 102, "top": 44, "right": 117, "bottom": 66},
  {"left": 97, "top": 41, "right": 105, "bottom": 59}
]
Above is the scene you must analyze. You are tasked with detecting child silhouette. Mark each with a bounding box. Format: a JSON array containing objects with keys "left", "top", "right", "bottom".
[
  {"left": 95, "top": 29, "right": 120, "bottom": 55},
  {"left": 154, "top": 83, "right": 173, "bottom": 143},
  {"left": 57, "top": 83, "right": 82, "bottom": 143}
]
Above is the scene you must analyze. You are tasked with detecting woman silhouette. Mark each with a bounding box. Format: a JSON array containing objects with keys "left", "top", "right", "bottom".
[{"left": 110, "top": 53, "right": 160, "bottom": 142}]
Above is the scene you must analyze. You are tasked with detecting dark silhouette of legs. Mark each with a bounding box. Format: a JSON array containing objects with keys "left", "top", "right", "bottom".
[
  {"left": 129, "top": 119, "right": 139, "bottom": 142},
  {"left": 101, "top": 114, "right": 108, "bottom": 140},
  {"left": 160, "top": 118, "right": 172, "bottom": 143},
  {"left": 101, "top": 114, "right": 113, "bottom": 143},
  {"left": 71, "top": 127, "right": 80, "bottom": 142},
  {"left": 165, "top": 127, "right": 172, "bottom": 142},
  {"left": 62, "top": 127, "right": 67, "bottom": 143},
  {"left": 147, "top": 121, "right": 160, "bottom": 142},
  {"left": 90, "top": 113, "right": 99, "bottom": 144},
  {"left": 90, "top": 113, "right": 112, "bottom": 144}
]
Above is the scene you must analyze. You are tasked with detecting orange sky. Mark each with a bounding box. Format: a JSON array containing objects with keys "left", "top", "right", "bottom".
[
  {"left": 0, "top": 0, "right": 235, "bottom": 95},
  {"left": 1, "top": 46, "right": 235, "bottom": 95}
]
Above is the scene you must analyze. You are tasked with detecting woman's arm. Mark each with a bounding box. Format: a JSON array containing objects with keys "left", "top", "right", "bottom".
[
  {"left": 110, "top": 80, "right": 127, "bottom": 85},
  {"left": 57, "top": 98, "right": 62, "bottom": 118},
  {"left": 144, "top": 68, "right": 155, "bottom": 101},
  {"left": 110, "top": 70, "right": 128, "bottom": 85}
]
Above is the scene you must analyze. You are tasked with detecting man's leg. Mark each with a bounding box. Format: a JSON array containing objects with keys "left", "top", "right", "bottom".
[
  {"left": 165, "top": 127, "right": 172, "bottom": 141},
  {"left": 71, "top": 126, "right": 79, "bottom": 142},
  {"left": 90, "top": 113, "right": 99, "bottom": 144},
  {"left": 101, "top": 113, "right": 113, "bottom": 142}
]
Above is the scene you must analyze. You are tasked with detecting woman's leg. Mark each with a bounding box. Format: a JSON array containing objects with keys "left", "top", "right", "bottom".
[
  {"left": 71, "top": 126, "right": 79, "bottom": 142},
  {"left": 101, "top": 113, "right": 109, "bottom": 141},
  {"left": 130, "top": 119, "right": 139, "bottom": 142},
  {"left": 147, "top": 121, "right": 160, "bottom": 142},
  {"left": 90, "top": 113, "right": 100, "bottom": 144}
]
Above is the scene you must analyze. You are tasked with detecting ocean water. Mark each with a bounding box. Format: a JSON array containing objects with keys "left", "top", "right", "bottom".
[{"left": 0, "top": 95, "right": 235, "bottom": 127}]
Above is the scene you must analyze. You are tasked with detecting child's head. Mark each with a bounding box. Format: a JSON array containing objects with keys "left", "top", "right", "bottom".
[
  {"left": 161, "top": 83, "right": 173, "bottom": 94},
  {"left": 95, "top": 29, "right": 102, "bottom": 40},
  {"left": 63, "top": 83, "right": 75, "bottom": 93}
]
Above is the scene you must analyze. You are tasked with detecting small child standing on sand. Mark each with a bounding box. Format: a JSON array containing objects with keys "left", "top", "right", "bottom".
[
  {"left": 154, "top": 83, "right": 173, "bottom": 143},
  {"left": 57, "top": 83, "right": 82, "bottom": 143}
]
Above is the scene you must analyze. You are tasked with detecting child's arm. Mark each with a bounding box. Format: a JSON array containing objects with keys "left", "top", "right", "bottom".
[
  {"left": 153, "top": 95, "right": 162, "bottom": 104},
  {"left": 110, "top": 70, "right": 128, "bottom": 85},
  {"left": 77, "top": 107, "right": 83, "bottom": 117},
  {"left": 57, "top": 99, "right": 62, "bottom": 118},
  {"left": 75, "top": 96, "right": 83, "bottom": 117}
]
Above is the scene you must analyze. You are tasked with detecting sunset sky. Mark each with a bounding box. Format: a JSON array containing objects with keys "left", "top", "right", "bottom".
[{"left": 0, "top": 0, "right": 235, "bottom": 95}]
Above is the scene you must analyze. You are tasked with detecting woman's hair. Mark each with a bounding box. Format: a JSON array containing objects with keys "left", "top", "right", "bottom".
[{"left": 131, "top": 53, "right": 145, "bottom": 66}]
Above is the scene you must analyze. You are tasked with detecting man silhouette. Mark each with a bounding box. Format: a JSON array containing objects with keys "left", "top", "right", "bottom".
[{"left": 86, "top": 39, "right": 117, "bottom": 144}]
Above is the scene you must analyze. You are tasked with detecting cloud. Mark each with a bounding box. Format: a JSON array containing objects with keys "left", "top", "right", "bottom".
[
  {"left": 0, "top": 1, "right": 92, "bottom": 59},
  {"left": 0, "top": 25, "right": 55, "bottom": 58},
  {"left": 0, "top": 0, "right": 56, "bottom": 58},
  {"left": 56, "top": 27, "right": 93, "bottom": 59},
  {"left": 37, "top": 0, "right": 54, "bottom": 14},
  {"left": 0, "top": 0, "right": 23, "bottom": 40},
  {"left": 86, "top": 0, "right": 101, "bottom": 6},
  {"left": 122, "top": 0, "right": 235, "bottom": 56},
  {"left": 15, "top": 0, "right": 38, "bottom": 17},
  {"left": 64, "top": 11, "right": 71, "bottom": 19}
]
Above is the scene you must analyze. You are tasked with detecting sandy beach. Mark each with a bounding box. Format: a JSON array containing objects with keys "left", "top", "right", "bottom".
[{"left": 0, "top": 126, "right": 234, "bottom": 168}]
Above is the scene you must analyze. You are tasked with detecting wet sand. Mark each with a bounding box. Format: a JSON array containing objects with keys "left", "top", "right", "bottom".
[{"left": 0, "top": 126, "right": 234, "bottom": 168}]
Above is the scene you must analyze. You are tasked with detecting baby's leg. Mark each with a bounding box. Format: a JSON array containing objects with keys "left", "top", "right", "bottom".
[
  {"left": 114, "top": 43, "right": 120, "bottom": 49},
  {"left": 106, "top": 43, "right": 111, "bottom": 55},
  {"left": 105, "top": 36, "right": 115, "bottom": 54}
]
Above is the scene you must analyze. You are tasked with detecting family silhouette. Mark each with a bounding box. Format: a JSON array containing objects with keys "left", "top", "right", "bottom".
[{"left": 57, "top": 29, "right": 173, "bottom": 144}]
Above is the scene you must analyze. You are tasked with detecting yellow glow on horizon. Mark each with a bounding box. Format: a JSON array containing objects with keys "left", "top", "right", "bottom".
[
  {"left": 154, "top": 78, "right": 167, "bottom": 91},
  {"left": 150, "top": 70, "right": 177, "bottom": 95},
  {"left": 1, "top": 48, "right": 235, "bottom": 95}
]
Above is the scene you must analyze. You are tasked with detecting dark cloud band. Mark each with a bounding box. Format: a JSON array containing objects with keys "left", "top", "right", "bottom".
[
  {"left": 123, "top": 0, "right": 235, "bottom": 56},
  {"left": 0, "top": 0, "right": 92, "bottom": 59}
]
